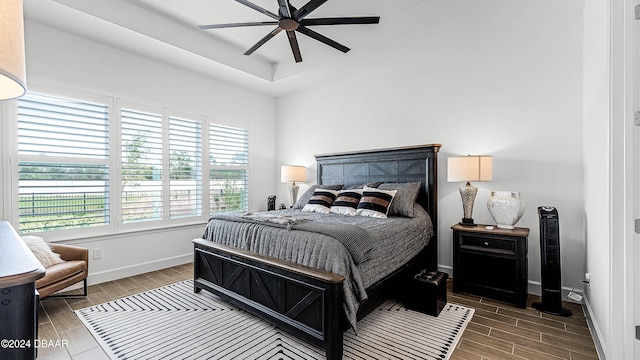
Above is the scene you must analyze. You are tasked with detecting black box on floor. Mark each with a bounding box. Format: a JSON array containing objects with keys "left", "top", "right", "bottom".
[{"left": 404, "top": 270, "right": 448, "bottom": 316}]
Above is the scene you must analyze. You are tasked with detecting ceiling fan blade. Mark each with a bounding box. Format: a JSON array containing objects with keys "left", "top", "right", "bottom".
[
  {"left": 286, "top": 30, "right": 303, "bottom": 63},
  {"left": 300, "top": 16, "right": 380, "bottom": 26},
  {"left": 296, "top": 26, "right": 350, "bottom": 53},
  {"left": 235, "top": 0, "right": 280, "bottom": 20},
  {"left": 277, "top": 0, "right": 292, "bottom": 18},
  {"left": 293, "top": 0, "right": 327, "bottom": 20},
  {"left": 199, "top": 21, "right": 278, "bottom": 30},
  {"left": 244, "top": 27, "right": 283, "bottom": 55}
]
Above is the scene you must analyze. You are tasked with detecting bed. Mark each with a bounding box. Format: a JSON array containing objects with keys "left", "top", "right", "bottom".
[{"left": 193, "top": 144, "right": 441, "bottom": 359}]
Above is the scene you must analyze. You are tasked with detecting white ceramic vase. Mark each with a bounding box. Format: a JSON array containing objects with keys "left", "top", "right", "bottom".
[{"left": 487, "top": 191, "right": 525, "bottom": 229}]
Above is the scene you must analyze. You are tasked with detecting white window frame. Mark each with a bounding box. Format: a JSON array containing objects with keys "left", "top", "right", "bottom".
[
  {"left": 168, "top": 110, "right": 205, "bottom": 223},
  {"left": 116, "top": 100, "right": 166, "bottom": 231},
  {"left": 116, "top": 100, "right": 211, "bottom": 232},
  {"left": 207, "top": 117, "right": 250, "bottom": 215},
  {"left": 5, "top": 85, "right": 250, "bottom": 241},
  {"left": 8, "top": 85, "right": 116, "bottom": 241}
]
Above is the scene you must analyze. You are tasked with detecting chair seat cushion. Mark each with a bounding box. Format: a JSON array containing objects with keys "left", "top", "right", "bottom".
[{"left": 35, "top": 260, "right": 86, "bottom": 288}]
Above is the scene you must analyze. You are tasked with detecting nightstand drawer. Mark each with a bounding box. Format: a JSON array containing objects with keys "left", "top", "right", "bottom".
[{"left": 459, "top": 235, "right": 516, "bottom": 255}]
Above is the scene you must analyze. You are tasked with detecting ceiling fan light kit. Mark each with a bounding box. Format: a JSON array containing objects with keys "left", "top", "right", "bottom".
[{"left": 199, "top": 0, "right": 380, "bottom": 63}]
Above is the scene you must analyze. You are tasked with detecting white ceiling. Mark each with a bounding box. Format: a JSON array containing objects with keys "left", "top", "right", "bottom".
[{"left": 23, "top": 0, "right": 424, "bottom": 96}]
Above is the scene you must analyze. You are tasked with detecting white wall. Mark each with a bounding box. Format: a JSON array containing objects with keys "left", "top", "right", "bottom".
[
  {"left": 275, "top": 0, "right": 585, "bottom": 293},
  {"left": 0, "top": 21, "right": 277, "bottom": 284},
  {"left": 582, "top": 0, "right": 610, "bottom": 356}
]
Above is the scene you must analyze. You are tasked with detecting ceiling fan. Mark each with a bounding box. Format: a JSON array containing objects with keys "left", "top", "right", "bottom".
[{"left": 199, "top": 0, "right": 380, "bottom": 63}]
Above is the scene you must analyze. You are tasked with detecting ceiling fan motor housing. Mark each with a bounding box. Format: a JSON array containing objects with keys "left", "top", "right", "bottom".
[{"left": 279, "top": 18, "right": 299, "bottom": 31}]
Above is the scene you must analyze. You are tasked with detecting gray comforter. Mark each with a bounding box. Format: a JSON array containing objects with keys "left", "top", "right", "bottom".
[
  {"left": 208, "top": 212, "right": 374, "bottom": 265},
  {"left": 201, "top": 205, "right": 433, "bottom": 328}
]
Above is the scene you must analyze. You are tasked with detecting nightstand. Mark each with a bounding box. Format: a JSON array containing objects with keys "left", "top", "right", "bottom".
[{"left": 452, "top": 224, "right": 529, "bottom": 308}]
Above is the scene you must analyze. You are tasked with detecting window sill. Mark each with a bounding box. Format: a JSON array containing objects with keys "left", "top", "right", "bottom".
[{"left": 45, "top": 221, "right": 208, "bottom": 244}]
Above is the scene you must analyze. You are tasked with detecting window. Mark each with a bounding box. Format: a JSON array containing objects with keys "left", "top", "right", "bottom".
[
  {"left": 169, "top": 116, "right": 202, "bottom": 218},
  {"left": 13, "top": 90, "right": 250, "bottom": 235},
  {"left": 17, "top": 93, "right": 110, "bottom": 233},
  {"left": 209, "top": 124, "right": 249, "bottom": 213},
  {"left": 120, "top": 107, "right": 163, "bottom": 223}
]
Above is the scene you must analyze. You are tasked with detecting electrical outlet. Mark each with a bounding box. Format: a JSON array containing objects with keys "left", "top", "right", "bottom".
[
  {"left": 93, "top": 248, "right": 103, "bottom": 260},
  {"left": 584, "top": 272, "right": 591, "bottom": 289}
]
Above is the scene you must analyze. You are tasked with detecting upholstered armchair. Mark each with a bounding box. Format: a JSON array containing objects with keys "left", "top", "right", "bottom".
[{"left": 36, "top": 243, "right": 88, "bottom": 298}]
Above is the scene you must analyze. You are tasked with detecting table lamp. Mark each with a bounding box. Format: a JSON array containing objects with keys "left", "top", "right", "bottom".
[
  {"left": 281, "top": 165, "right": 306, "bottom": 206},
  {"left": 447, "top": 155, "right": 493, "bottom": 226},
  {"left": 0, "top": 0, "right": 27, "bottom": 100}
]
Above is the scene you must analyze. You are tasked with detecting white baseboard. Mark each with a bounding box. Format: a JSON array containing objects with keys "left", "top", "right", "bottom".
[
  {"left": 438, "top": 264, "right": 453, "bottom": 276},
  {"left": 526, "top": 280, "right": 586, "bottom": 304},
  {"left": 440, "top": 268, "right": 586, "bottom": 305},
  {"left": 87, "top": 253, "right": 193, "bottom": 286},
  {"left": 583, "top": 294, "right": 607, "bottom": 359}
]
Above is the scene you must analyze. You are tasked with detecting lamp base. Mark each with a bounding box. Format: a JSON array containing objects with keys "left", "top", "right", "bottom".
[
  {"left": 458, "top": 182, "right": 478, "bottom": 227},
  {"left": 459, "top": 217, "right": 475, "bottom": 226},
  {"left": 289, "top": 184, "right": 300, "bottom": 207}
]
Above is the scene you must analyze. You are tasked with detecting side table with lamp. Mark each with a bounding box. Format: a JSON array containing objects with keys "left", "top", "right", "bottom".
[{"left": 448, "top": 154, "right": 529, "bottom": 308}]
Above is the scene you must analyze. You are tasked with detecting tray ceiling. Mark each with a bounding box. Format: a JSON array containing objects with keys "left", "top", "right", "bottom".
[{"left": 23, "top": 0, "right": 424, "bottom": 96}]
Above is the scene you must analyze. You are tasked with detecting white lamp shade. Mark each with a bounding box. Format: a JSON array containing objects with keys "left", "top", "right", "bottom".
[
  {"left": 281, "top": 165, "right": 306, "bottom": 183},
  {"left": 0, "top": 0, "right": 27, "bottom": 100},
  {"left": 447, "top": 156, "right": 493, "bottom": 182}
]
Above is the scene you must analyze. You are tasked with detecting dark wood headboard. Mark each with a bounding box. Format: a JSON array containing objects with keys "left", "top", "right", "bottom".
[{"left": 315, "top": 144, "right": 441, "bottom": 270}]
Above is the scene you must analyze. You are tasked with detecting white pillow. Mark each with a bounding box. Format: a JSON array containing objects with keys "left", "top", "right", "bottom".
[
  {"left": 302, "top": 188, "right": 339, "bottom": 214},
  {"left": 330, "top": 189, "right": 363, "bottom": 216},
  {"left": 355, "top": 186, "right": 397, "bottom": 218},
  {"left": 22, "top": 235, "right": 65, "bottom": 268}
]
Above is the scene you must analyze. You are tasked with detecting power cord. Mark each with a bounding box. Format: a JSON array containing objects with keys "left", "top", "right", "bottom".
[{"left": 564, "top": 279, "right": 588, "bottom": 303}]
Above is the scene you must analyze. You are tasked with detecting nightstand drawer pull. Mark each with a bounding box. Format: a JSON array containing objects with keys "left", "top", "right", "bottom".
[{"left": 483, "top": 241, "right": 489, "bottom": 246}]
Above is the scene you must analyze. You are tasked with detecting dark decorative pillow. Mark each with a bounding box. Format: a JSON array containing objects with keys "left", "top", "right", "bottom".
[
  {"left": 345, "top": 181, "right": 384, "bottom": 190},
  {"left": 378, "top": 182, "right": 422, "bottom": 217},
  {"left": 356, "top": 186, "right": 397, "bottom": 218},
  {"left": 293, "top": 184, "right": 343, "bottom": 209},
  {"left": 302, "top": 188, "right": 340, "bottom": 214},
  {"left": 330, "top": 189, "right": 363, "bottom": 215}
]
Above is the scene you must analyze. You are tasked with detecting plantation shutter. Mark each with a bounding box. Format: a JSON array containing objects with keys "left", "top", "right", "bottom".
[
  {"left": 17, "top": 93, "right": 110, "bottom": 233},
  {"left": 121, "top": 108, "right": 163, "bottom": 223},
  {"left": 209, "top": 124, "right": 249, "bottom": 213},
  {"left": 169, "top": 116, "right": 202, "bottom": 218}
]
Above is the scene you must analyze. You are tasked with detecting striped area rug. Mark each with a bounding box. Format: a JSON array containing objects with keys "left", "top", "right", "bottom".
[{"left": 76, "top": 280, "right": 473, "bottom": 360}]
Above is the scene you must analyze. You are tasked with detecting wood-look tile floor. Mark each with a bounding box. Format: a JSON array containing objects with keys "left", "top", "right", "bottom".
[
  {"left": 448, "top": 282, "right": 599, "bottom": 360},
  {"left": 37, "top": 263, "right": 194, "bottom": 360},
  {"left": 37, "top": 264, "right": 598, "bottom": 360}
]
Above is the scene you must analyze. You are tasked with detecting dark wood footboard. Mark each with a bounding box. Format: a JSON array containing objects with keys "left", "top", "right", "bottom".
[{"left": 193, "top": 238, "right": 345, "bottom": 359}]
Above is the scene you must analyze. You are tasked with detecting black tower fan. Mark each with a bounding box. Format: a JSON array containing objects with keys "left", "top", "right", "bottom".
[{"left": 532, "top": 206, "right": 572, "bottom": 316}]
